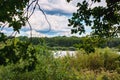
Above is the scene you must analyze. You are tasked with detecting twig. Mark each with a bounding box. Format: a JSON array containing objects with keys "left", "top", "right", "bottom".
[
  {"left": 23, "top": 0, "right": 36, "bottom": 17},
  {"left": 89, "top": 1, "right": 93, "bottom": 8},
  {"left": 37, "top": 1, "right": 51, "bottom": 33},
  {"left": 0, "top": 23, "right": 8, "bottom": 32},
  {"left": 27, "top": 20, "right": 32, "bottom": 39},
  {"left": 8, "top": 31, "right": 15, "bottom": 38},
  {"left": 27, "top": 0, "right": 37, "bottom": 19},
  {"left": 14, "top": 31, "right": 18, "bottom": 37}
]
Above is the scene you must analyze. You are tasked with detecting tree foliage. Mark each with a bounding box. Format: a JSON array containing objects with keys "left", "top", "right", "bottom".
[
  {"left": 67, "top": 0, "right": 120, "bottom": 37},
  {"left": 0, "top": 0, "right": 29, "bottom": 32},
  {"left": 18, "top": 36, "right": 120, "bottom": 50},
  {"left": 0, "top": 38, "right": 37, "bottom": 72}
]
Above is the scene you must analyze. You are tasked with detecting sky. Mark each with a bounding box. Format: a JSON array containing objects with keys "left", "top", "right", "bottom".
[{"left": 2, "top": 0, "right": 106, "bottom": 37}]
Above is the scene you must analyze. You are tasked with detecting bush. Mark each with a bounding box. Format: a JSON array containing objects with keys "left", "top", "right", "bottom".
[
  {"left": 100, "top": 48, "right": 120, "bottom": 70},
  {"left": 116, "top": 68, "right": 120, "bottom": 74},
  {"left": 0, "top": 44, "right": 120, "bottom": 80},
  {"left": 0, "top": 41, "right": 53, "bottom": 79},
  {"left": 0, "top": 38, "right": 51, "bottom": 72},
  {"left": 0, "top": 38, "right": 38, "bottom": 72},
  {"left": 68, "top": 48, "right": 120, "bottom": 71}
]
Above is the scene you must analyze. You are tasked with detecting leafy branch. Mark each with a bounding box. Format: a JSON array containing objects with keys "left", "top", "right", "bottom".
[{"left": 0, "top": 0, "right": 51, "bottom": 38}]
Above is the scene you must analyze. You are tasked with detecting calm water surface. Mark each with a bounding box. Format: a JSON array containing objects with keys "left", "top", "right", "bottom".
[
  {"left": 53, "top": 51, "right": 76, "bottom": 58},
  {"left": 53, "top": 51, "right": 120, "bottom": 58}
]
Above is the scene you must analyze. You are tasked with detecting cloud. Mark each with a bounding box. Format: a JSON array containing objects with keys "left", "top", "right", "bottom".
[
  {"left": 38, "top": 0, "right": 77, "bottom": 15},
  {"left": 24, "top": 11, "right": 71, "bottom": 35},
  {"left": 19, "top": 0, "right": 95, "bottom": 37},
  {"left": 89, "top": 0, "right": 107, "bottom": 8},
  {"left": 2, "top": 0, "right": 106, "bottom": 37},
  {"left": 27, "top": 12, "right": 69, "bottom": 29}
]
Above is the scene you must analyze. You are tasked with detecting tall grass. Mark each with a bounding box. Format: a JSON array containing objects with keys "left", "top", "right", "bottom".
[{"left": 0, "top": 47, "right": 120, "bottom": 80}]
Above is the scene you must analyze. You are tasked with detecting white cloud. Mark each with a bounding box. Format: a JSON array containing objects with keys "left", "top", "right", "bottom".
[
  {"left": 38, "top": 0, "right": 77, "bottom": 14},
  {"left": 26, "top": 11, "right": 70, "bottom": 31},
  {"left": 20, "top": 0, "right": 95, "bottom": 37},
  {"left": 25, "top": 30, "right": 46, "bottom": 37},
  {"left": 2, "top": 0, "right": 106, "bottom": 37},
  {"left": 89, "top": 0, "right": 107, "bottom": 8}
]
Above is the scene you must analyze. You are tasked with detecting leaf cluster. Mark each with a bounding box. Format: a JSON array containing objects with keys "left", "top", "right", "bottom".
[
  {"left": 68, "top": 0, "right": 120, "bottom": 37},
  {"left": 0, "top": 38, "right": 37, "bottom": 72},
  {"left": 0, "top": 0, "right": 29, "bottom": 32}
]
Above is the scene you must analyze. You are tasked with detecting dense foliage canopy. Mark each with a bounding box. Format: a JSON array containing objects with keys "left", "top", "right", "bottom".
[{"left": 67, "top": 0, "right": 120, "bottom": 37}]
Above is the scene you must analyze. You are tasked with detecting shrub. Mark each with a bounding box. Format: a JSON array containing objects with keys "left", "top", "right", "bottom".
[
  {"left": 0, "top": 44, "right": 120, "bottom": 80},
  {"left": 70, "top": 48, "right": 120, "bottom": 71},
  {"left": 0, "top": 38, "right": 38, "bottom": 72},
  {"left": 116, "top": 67, "right": 120, "bottom": 74},
  {"left": 101, "top": 48, "right": 120, "bottom": 70}
]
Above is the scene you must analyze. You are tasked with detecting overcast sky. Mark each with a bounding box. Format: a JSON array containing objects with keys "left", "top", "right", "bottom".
[{"left": 3, "top": 0, "right": 106, "bottom": 37}]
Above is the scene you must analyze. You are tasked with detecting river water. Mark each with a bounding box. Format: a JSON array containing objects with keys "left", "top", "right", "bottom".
[
  {"left": 53, "top": 51, "right": 120, "bottom": 58},
  {"left": 53, "top": 51, "right": 76, "bottom": 58}
]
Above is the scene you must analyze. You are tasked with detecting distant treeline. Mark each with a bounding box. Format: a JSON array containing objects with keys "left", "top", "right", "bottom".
[{"left": 18, "top": 36, "right": 120, "bottom": 50}]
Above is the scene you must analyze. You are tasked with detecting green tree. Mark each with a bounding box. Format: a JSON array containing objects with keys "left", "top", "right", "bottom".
[{"left": 67, "top": 0, "right": 120, "bottom": 37}]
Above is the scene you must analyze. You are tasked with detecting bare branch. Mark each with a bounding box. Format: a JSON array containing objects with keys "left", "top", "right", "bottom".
[
  {"left": 89, "top": 1, "right": 93, "bottom": 8},
  {"left": 37, "top": 1, "right": 51, "bottom": 33},
  {"left": 27, "top": 20, "right": 33, "bottom": 38},
  {"left": 8, "top": 31, "right": 16, "bottom": 37},
  {"left": 23, "top": 0, "right": 36, "bottom": 17},
  {"left": 0, "top": 23, "right": 8, "bottom": 32},
  {"left": 27, "top": 1, "right": 37, "bottom": 19}
]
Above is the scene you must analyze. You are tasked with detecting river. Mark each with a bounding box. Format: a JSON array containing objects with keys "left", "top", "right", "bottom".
[
  {"left": 53, "top": 51, "right": 120, "bottom": 58},
  {"left": 53, "top": 51, "right": 76, "bottom": 58}
]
